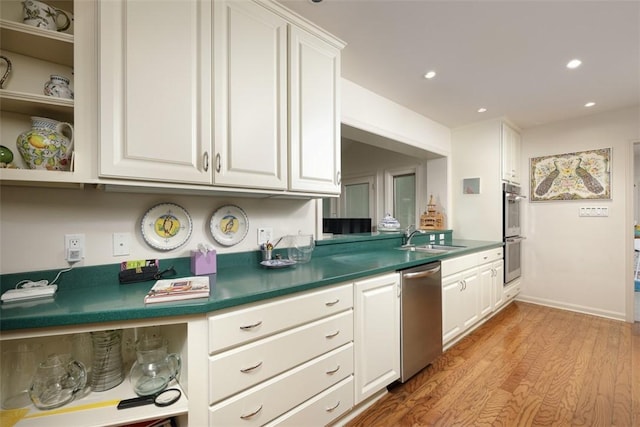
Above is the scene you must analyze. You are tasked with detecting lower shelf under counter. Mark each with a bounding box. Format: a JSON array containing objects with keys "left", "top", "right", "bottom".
[{"left": 5, "top": 381, "right": 188, "bottom": 427}]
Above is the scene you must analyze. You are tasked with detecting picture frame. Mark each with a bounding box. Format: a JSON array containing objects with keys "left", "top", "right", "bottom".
[
  {"left": 462, "top": 177, "right": 480, "bottom": 194},
  {"left": 530, "top": 148, "right": 611, "bottom": 201}
]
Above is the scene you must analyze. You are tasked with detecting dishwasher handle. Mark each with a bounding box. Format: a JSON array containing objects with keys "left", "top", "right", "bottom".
[{"left": 402, "top": 265, "right": 441, "bottom": 279}]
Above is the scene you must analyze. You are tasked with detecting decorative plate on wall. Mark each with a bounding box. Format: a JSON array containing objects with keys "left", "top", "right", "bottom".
[
  {"left": 141, "top": 203, "right": 193, "bottom": 251},
  {"left": 210, "top": 205, "right": 249, "bottom": 246}
]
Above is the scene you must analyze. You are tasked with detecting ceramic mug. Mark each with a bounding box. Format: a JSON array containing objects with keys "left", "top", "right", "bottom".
[{"left": 22, "top": 0, "right": 71, "bottom": 32}]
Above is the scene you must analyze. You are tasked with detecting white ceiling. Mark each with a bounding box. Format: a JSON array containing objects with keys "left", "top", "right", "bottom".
[{"left": 278, "top": 0, "right": 640, "bottom": 130}]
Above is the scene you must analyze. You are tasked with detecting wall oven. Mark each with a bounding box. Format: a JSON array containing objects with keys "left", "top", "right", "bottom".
[{"left": 503, "top": 183, "right": 525, "bottom": 283}]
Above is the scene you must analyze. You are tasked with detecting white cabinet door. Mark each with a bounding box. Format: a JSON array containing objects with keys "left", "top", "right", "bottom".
[
  {"left": 213, "top": 0, "right": 288, "bottom": 189},
  {"left": 459, "top": 269, "right": 479, "bottom": 330},
  {"left": 493, "top": 260, "right": 505, "bottom": 310},
  {"left": 289, "top": 26, "right": 341, "bottom": 194},
  {"left": 501, "top": 122, "right": 521, "bottom": 184},
  {"left": 442, "top": 274, "right": 463, "bottom": 344},
  {"left": 354, "top": 273, "right": 400, "bottom": 404},
  {"left": 478, "top": 263, "right": 494, "bottom": 318},
  {"left": 442, "top": 268, "right": 479, "bottom": 346},
  {"left": 99, "top": 0, "right": 212, "bottom": 184}
]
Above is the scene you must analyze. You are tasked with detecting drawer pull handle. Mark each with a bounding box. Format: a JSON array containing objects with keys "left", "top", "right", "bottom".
[
  {"left": 326, "top": 400, "right": 341, "bottom": 412},
  {"left": 325, "top": 299, "right": 340, "bottom": 306},
  {"left": 240, "top": 404, "right": 263, "bottom": 420},
  {"left": 325, "top": 330, "right": 340, "bottom": 339},
  {"left": 240, "top": 321, "right": 262, "bottom": 330},
  {"left": 326, "top": 364, "right": 340, "bottom": 375},
  {"left": 240, "top": 361, "right": 263, "bottom": 373}
]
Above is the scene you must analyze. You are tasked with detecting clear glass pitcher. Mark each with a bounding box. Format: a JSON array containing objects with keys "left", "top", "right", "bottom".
[
  {"left": 129, "top": 337, "right": 181, "bottom": 396},
  {"left": 28, "top": 353, "right": 86, "bottom": 410}
]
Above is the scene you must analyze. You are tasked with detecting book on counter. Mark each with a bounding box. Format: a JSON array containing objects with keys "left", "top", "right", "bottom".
[{"left": 144, "top": 276, "right": 210, "bottom": 304}]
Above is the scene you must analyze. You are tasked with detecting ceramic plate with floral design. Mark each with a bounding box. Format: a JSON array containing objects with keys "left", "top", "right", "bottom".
[
  {"left": 210, "top": 205, "right": 249, "bottom": 246},
  {"left": 141, "top": 203, "right": 193, "bottom": 251}
]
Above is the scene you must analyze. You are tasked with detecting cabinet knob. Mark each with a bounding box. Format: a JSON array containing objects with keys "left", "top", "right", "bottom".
[
  {"left": 336, "top": 171, "right": 341, "bottom": 185},
  {"left": 325, "top": 299, "right": 340, "bottom": 306},
  {"left": 203, "top": 151, "right": 209, "bottom": 172},
  {"left": 215, "top": 153, "right": 221, "bottom": 173}
]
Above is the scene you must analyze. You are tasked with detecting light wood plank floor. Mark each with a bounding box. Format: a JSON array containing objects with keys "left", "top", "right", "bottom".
[{"left": 346, "top": 302, "right": 640, "bottom": 427}]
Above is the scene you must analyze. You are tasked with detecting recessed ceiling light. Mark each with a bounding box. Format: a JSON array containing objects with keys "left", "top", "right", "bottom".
[
  {"left": 477, "top": 107, "right": 487, "bottom": 113},
  {"left": 423, "top": 71, "right": 436, "bottom": 79},
  {"left": 584, "top": 102, "right": 596, "bottom": 107},
  {"left": 567, "top": 59, "right": 582, "bottom": 69}
]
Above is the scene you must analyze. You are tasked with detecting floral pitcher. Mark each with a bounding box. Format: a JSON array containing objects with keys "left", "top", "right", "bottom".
[{"left": 17, "top": 117, "right": 74, "bottom": 171}]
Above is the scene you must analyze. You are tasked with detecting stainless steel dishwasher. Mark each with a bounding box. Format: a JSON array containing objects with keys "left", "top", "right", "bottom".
[{"left": 399, "top": 261, "right": 442, "bottom": 383}]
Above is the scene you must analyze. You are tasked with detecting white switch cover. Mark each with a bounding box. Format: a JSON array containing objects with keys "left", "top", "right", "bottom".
[
  {"left": 257, "top": 227, "right": 273, "bottom": 245},
  {"left": 113, "top": 232, "right": 131, "bottom": 256}
]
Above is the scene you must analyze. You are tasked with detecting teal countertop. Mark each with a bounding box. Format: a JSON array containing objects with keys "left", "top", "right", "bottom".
[{"left": 0, "top": 233, "right": 501, "bottom": 332}]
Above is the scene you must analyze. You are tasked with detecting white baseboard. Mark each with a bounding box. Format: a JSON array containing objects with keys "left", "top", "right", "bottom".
[{"left": 515, "top": 295, "right": 626, "bottom": 322}]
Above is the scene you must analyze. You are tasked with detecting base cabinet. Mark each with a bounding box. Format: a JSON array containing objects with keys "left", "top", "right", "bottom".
[
  {"left": 353, "top": 273, "right": 400, "bottom": 404},
  {"left": 442, "top": 248, "right": 504, "bottom": 347},
  {"left": 207, "top": 283, "right": 354, "bottom": 426},
  {"left": 442, "top": 269, "right": 479, "bottom": 344}
]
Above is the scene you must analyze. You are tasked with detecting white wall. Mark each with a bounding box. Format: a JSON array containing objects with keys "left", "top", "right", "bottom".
[
  {"left": 0, "top": 186, "right": 316, "bottom": 274},
  {"left": 519, "top": 106, "right": 639, "bottom": 321},
  {"left": 341, "top": 78, "right": 451, "bottom": 157},
  {"left": 450, "top": 118, "right": 504, "bottom": 241}
]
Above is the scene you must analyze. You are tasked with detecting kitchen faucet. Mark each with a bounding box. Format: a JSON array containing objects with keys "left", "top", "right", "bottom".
[{"left": 403, "top": 225, "right": 426, "bottom": 246}]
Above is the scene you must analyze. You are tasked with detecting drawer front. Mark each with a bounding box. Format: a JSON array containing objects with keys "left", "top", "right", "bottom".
[
  {"left": 265, "top": 375, "right": 354, "bottom": 427},
  {"left": 209, "top": 343, "right": 354, "bottom": 426},
  {"left": 477, "top": 247, "right": 503, "bottom": 265},
  {"left": 504, "top": 280, "right": 521, "bottom": 301},
  {"left": 209, "top": 310, "right": 353, "bottom": 404},
  {"left": 209, "top": 283, "right": 353, "bottom": 354},
  {"left": 441, "top": 252, "right": 478, "bottom": 276}
]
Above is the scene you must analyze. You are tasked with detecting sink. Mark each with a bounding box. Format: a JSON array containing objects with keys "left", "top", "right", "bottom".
[{"left": 397, "top": 244, "right": 466, "bottom": 254}]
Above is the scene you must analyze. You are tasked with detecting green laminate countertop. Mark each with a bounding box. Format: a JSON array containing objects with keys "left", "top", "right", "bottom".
[{"left": 0, "top": 237, "right": 501, "bottom": 332}]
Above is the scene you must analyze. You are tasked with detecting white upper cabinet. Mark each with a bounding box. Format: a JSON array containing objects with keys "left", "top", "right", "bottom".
[
  {"left": 98, "top": 0, "right": 212, "bottom": 184},
  {"left": 501, "top": 122, "right": 521, "bottom": 184},
  {"left": 98, "top": 0, "right": 344, "bottom": 194},
  {"left": 213, "top": 0, "right": 287, "bottom": 189},
  {"left": 289, "top": 26, "right": 341, "bottom": 194}
]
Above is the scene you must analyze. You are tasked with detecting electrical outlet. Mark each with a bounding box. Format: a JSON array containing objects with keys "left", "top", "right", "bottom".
[
  {"left": 257, "top": 227, "right": 273, "bottom": 245},
  {"left": 65, "top": 234, "right": 85, "bottom": 262}
]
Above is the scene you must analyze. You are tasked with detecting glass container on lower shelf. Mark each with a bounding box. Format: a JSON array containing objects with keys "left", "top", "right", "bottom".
[{"left": 90, "top": 330, "right": 124, "bottom": 392}]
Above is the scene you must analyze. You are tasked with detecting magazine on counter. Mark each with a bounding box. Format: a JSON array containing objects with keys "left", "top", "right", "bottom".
[{"left": 144, "top": 276, "right": 210, "bottom": 304}]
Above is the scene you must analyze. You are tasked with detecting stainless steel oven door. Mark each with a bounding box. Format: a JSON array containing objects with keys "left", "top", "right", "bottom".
[
  {"left": 504, "top": 191, "right": 524, "bottom": 238},
  {"left": 504, "top": 237, "right": 523, "bottom": 283}
]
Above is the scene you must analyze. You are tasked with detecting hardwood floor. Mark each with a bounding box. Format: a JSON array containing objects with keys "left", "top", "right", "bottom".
[{"left": 346, "top": 302, "right": 640, "bottom": 427}]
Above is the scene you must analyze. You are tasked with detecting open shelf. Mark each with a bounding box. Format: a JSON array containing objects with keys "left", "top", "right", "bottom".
[
  {"left": 0, "top": 19, "right": 73, "bottom": 66},
  {"left": 0, "top": 89, "right": 74, "bottom": 122},
  {"left": 9, "top": 381, "right": 187, "bottom": 427}
]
